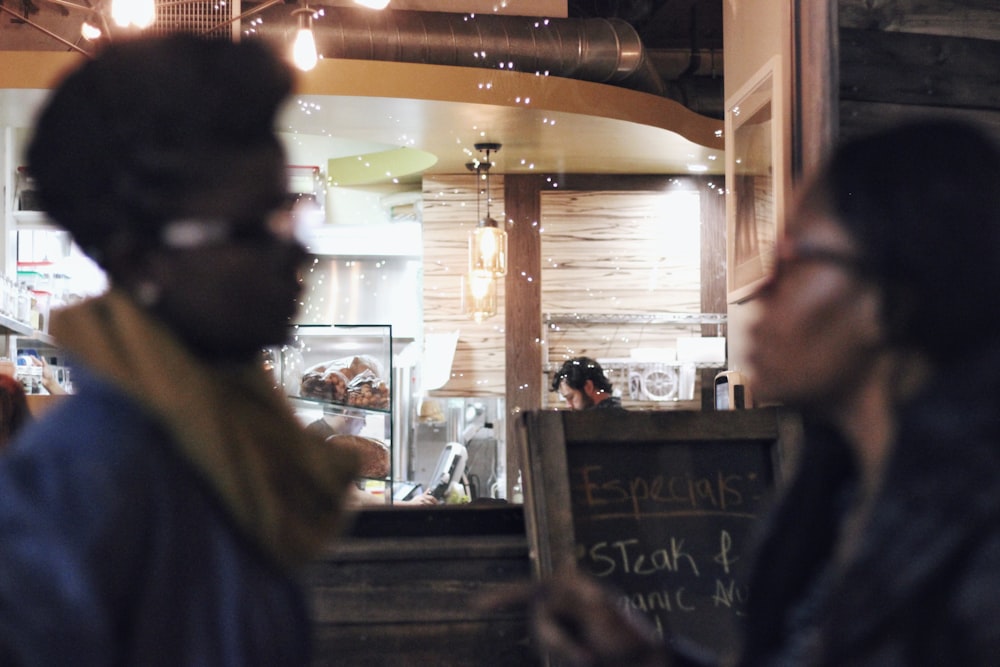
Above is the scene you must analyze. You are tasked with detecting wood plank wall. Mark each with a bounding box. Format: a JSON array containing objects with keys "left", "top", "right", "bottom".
[
  {"left": 422, "top": 174, "right": 727, "bottom": 403},
  {"left": 539, "top": 184, "right": 705, "bottom": 410},
  {"left": 422, "top": 174, "right": 727, "bottom": 485},
  {"left": 837, "top": 0, "right": 1000, "bottom": 143},
  {"left": 422, "top": 174, "right": 507, "bottom": 398}
]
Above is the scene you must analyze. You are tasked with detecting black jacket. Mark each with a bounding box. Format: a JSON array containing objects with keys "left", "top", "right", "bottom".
[{"left": 734, "top": 349, "right": 1000, "bottom": 666}]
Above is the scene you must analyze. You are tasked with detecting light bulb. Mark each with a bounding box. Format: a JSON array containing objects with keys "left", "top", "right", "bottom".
[
  {"left": 292, "top": 26, "right": 318, "bottom": 71},
  {"left": 354, "top": 0, "right": 390, "bottom": 8},
  {"left": 111, "top": 0, "right": 155, "bottom": 28},
  {"left": 80, "top": 20, "right": 102, "bottom": 40},
  {"left": 469, "top": 223, "right": 507, "bottom": 277},
  {"left": 463, "top": 273, "right": 497, "bottom": 322}
]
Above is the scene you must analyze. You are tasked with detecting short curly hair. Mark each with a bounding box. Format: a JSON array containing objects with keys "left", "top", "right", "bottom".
[{"left": 27, "top": 34, "right": 293, "bottom": 265}]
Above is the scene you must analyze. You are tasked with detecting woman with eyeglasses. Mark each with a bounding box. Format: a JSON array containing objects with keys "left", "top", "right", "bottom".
[
  {"left": 506, "top": 119, "right": 1000, "bottom": 667},
  {"left": 0, "top": 35, "right": 361, "bottom": 665}
]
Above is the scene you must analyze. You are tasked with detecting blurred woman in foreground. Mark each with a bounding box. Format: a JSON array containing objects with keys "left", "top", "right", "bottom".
[{"left": 515, "top": 119, "right": 1000, "bottom": 666}]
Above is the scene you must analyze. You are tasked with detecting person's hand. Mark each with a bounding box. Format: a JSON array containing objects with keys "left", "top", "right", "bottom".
[
  {"left": 481, "top": 566, "right": 670, "bottom": 667},
  {"left": 39, "top": 357, "right": 67, "bottom": 395},
  {"left": 400, "top": 491, "right": 439, "bottom": 506}
]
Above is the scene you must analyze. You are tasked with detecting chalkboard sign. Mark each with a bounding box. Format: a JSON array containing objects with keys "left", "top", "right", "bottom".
[{"left": 517, "top": 408, "right": 794, "bottom": 661}]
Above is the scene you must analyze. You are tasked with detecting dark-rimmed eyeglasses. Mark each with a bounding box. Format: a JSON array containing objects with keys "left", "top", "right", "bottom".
[{"left": 754, "top": 242, "right": 868, "bottom": 296}]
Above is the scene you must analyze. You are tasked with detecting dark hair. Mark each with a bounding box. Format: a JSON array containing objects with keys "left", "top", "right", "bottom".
[
  {"left": 26, "top": 34, "right": 293, "bottom": 266},
  {"left": 0, "top": 375, "right": 31, "bottom": 450},
  {"left": 550, "top": 356, "right": 613, "bottom": 393},
  {"left": 817, "top": 119, "right": 1000, "bottom": 364}
]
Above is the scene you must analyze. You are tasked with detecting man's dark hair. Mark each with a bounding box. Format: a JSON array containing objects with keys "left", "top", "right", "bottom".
[{"left": 550, "top": 356, "right": 614, "bottom": 393}]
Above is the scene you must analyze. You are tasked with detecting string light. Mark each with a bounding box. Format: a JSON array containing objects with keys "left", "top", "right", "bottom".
[
  {"left": 291, "top": 4, "right": 318, "bottom": 72},
  {"left": 111, "top": 0, "right": 155, "bottom": 28},
  {"left": 80, "top": 19, "right": 102, "bottom": 39}
]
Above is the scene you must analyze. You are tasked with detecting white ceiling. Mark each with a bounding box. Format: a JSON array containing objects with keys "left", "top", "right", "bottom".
[{"left": 1, "top": 0, "right": 725, "bottom": 186}]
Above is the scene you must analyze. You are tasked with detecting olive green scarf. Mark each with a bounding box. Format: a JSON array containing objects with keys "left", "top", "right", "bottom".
[{"left": 50, "top": 290, "right": 361, "bottom": 569}]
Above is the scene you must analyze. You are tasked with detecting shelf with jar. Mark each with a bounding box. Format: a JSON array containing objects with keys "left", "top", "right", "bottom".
[
  {"left": 268, "top": 324, "right": 397, "bottom": 504},
  {"left": 5, "top": 186, "right": 107, "bottom": 344}
]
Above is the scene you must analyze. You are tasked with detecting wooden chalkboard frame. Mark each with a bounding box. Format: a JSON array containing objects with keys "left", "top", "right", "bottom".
[{"left": 517, "top": 407, "right": 797, "bottom": 659}]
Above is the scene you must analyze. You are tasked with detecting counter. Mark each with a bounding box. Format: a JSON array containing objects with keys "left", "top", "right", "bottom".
[{"left": 303, "top": 504, "right": 537, "bottom": 667}]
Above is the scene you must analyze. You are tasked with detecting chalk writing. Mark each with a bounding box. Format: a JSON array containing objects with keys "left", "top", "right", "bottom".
[
  {"left": 578, "top": 529, "right": 753, "bottom": 629},
  {"left": 713, "top": 578, "right": 750, "bottom": 614},
  {"left": 587, "top": 538, "right": 699, "bottom": 577},
  {"left": 573, "top": 465, "right": 766, "bottom": 521},
  {"left": 526, "top": 411, "right": 785, "bottom": 656},
  {"left": 618, "top": 587, "right": 695, "bottom": 615},
  {"left": 714, "top": 529, "right": 738, "bottom": 574}
]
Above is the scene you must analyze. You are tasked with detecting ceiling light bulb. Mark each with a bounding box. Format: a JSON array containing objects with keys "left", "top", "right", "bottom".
[
  {"left": 354, "top": 0, "right": 390, "bottom": 8},
  {"left": 111, "top": 0, "right": 155, "bottom": 28},
  {"left": 80, "top": 20, "right": 102, "bottom": 40},
  {"left": 292, "top": 26, "right": 318, "bottom": 71}
]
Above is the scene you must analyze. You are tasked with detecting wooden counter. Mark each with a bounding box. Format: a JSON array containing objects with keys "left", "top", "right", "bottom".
[{"left": 303, "top": 504, "right": 538, "bottom": 667}]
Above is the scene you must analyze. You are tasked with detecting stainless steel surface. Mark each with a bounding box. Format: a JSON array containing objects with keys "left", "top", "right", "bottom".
[{"left": 255, "top": 6, "right": 668, "bottom": 97}]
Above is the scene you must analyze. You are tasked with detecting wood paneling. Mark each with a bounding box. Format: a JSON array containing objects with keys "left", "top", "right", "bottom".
[
  {"left": 422, "top": 174, "right": 726, "bottom": 405},
  {"left": 700, "top": 183, "right": 728, "bottom": 408},
  {"left": 840, "top": 28, "right": 1000, "bottom": 109},
  {"left": 423, "top": 174, "right": 726, "bottom": 491},
  {"left": 795, "top": 0, "right": 1000, "bottom": 174},
  {"left": 305, "top": 507, "right": 536, "bottom": 667},
  {"left": 422, "top": 175, "right": 507, "bottom": 398},
  {"left": 504, "top": 174, "right": 544, "bottom": 481},
  {"left": 792, "top": 0, "right": 838, "bottom": 178},
  {"left": 839, "top": 0, "right": 1000, "bottom": 40},
  {"left": 539, "top": 179, "right": 722, "bottom": 411},
  {"left": 831, "top": 0, "right": 1000, "bottom": 146}
]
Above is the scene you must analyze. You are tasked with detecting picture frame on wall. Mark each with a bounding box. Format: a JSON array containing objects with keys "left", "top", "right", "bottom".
[{"left": 726, "top": 56, "right": 786, "bottom": 303}]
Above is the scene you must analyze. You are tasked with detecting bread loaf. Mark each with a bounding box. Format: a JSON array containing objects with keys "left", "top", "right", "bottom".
[
  {"left": 301, "top": 355, "right": 388, "bottom": 407},
  {"left": 327, "top": 434, "right": 390, "bottom": 479}
]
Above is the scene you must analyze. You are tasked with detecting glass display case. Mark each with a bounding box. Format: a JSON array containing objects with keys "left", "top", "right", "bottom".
[{"left": 271, "top": 324, "right": 396, "bottom": 504}]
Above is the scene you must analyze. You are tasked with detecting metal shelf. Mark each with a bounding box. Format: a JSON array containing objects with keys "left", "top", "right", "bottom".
[
  {"left": 543, "top": 312, "right": 727, "bottom": 326},
  {"left": 16, "top": 330, "right": 57, "bottom": 347},
  {"left": 0, "top": 312, "right": 32, "bottom": 337},
  {"left": 12, "top": 210, "right": 61, "bottom": 230}
]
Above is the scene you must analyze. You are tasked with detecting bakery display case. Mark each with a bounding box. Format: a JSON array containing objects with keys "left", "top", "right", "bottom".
[{"left": 271, "top": 323, "right": 397, "bottom": 504}]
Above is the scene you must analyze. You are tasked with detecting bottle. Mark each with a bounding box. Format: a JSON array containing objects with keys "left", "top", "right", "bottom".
[{"left": 512, "top": 470, "right": 524, "bottom": 504}]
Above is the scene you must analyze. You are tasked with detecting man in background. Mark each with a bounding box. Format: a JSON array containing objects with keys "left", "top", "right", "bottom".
[{"left": 551, "top": 356, "right": 624, "bottom": 410}]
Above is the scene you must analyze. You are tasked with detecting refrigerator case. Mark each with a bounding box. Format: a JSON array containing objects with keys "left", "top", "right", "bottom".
[{"left": 272, "top": 324, "right": 397, "bottom": 503}]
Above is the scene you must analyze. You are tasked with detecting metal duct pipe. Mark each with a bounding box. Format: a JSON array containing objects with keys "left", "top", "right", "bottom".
[{"left": 256, "top": 6, "right": 669, "bottom": 98}]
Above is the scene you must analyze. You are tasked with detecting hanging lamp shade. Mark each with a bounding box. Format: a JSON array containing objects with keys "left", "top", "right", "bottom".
[
  {"left": 467, "top": 142, "right": 506, "bottom": 278},
  {"left": 463, "top": 272, "right": 498, "bottom": 323},
  {"left": 469, "top": 217, "right": 507, "bottom": 278}
]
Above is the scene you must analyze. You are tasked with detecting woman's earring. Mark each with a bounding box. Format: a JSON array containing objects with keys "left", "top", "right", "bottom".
[{"left": 134, "top": 280, "right": 162, "bottom": 307}]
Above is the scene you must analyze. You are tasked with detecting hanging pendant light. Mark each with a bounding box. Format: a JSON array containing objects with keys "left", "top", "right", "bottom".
[
  {"left": 291, "top": 3, "right": 319, "bottom": 72},
  {"left": 468, "top": 142, "right": 506, "bottom": 279},
  {"left": 463, "top": 272, "right": 498, "bottom": 323},
  {"left": 111, "top": 0, "right": 155, "bottom": 28}
]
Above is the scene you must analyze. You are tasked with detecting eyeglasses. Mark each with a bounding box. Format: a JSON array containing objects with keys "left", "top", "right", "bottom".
[
  {"left": 755, "top": 242, "right": 868, "bottom": 295},
  {"left": 160, "top": 197, "right": 304, "bottom": 250}
]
